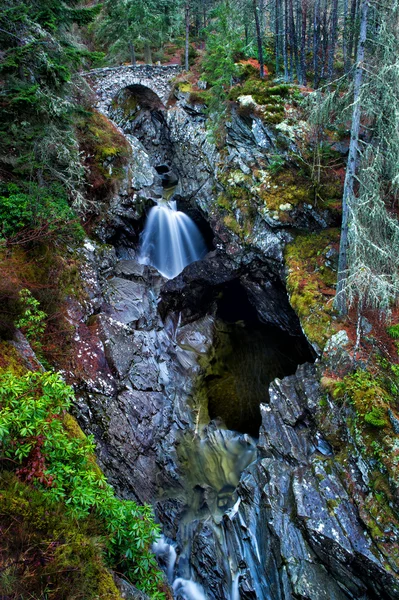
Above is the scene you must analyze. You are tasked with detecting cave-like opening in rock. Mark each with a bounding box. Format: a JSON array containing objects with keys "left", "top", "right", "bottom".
[{"left": 204, "top": 280, "right": 314, "bottom": 436}]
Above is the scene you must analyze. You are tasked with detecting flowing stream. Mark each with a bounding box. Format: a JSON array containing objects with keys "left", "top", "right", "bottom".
[{"left": 154, "top": 427, "right": 257, "bottom": 600}]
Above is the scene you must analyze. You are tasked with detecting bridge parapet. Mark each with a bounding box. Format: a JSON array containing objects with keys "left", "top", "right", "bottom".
[{"left": 82, "top": 64, "right": 182, "bottom": 114}]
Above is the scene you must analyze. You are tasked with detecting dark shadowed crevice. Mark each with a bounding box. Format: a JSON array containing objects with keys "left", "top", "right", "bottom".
[{"left": 202, "top": 280, "right": 314, "bottom": 436}]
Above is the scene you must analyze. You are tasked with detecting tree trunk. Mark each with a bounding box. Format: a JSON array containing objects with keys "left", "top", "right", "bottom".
[
  {"left": 185, "top": 0, "right": 190, "bottom": 71},
  {"left": 283, "top": 0, "right": 290, "bottom": 80},
  {"left": 129, "top": 41, "right": 136, "bottom": 66},
  {"left": 313, "top": 0, "right": 320, "bottom": 88},
  {"left": 144, "top": 42, "right": 152, "bottom": 64},
  {"left": 253, "top": 0, "right": 265, "bottom": 78},
  {"left": 335, "top": 0, "right": 369, "bottom": 315},
  {"left": 348, "top": 0, "right": 358, "bottom": 63},
  {"left": 275, "top": 0, "right": 281, "bottom": 75},
  {"left": 306, "top": 3, "right": 312, "bottom": 55},
  {"left": 288, "top": 0, "right": 299, "bottom": 78},
  {"left": 343, "top": 0, "right": 349, "bottom": 72},
  {"left": 327, "top": 0, "right": 339, "bottom": 82},
  {"left": 299, "top": 0, "right": 307, "bottom": 85},
  {"left": 320, "top": 0, "right": 328, "bottom": 80}
]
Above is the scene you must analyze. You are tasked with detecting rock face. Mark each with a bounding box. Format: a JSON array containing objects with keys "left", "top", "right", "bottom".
[
  {"left": 159, "top": 251, "right": 307, "bottom": 337},
  {"left": 71, "top": 244, "right": 216, "bottom": 503},
  {"left": 70, "top": 239, "right": 399, "bottom": 600},
  {"left": 212, "top": 363, "right": 399, "bottom": 600},
  {"left": 69, "top": 84, "right": 399, "bottom": 600}
]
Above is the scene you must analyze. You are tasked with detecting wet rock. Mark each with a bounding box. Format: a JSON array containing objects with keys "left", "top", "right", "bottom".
[
  {"left": 218, "top": 363, "right": 399, "bottom": 600},
  {"left": 10, "top": 330, "right": 43, "bottom": 372},
  {"left": 70, "top": 249, "right": 217, "bottom": 504},
  {"left": 69, "top": 95, "right": 399, "bottom": 600},
  {"left": 241, "top": 274, "right": 304, "bottom": 335},
  {"left": 159, "top": 252, "right": 239, "bottom": 321},
  {"left": 323, "top": 330, "right": 352, "bottom": 376},
  {"left": 102, "top": 277, "right": 157, "bottom": 327},
  {"left": 160, "top": 251, "right": 307, "bottom": 338},
  {"left": 114, "top": 574, "right": 151, "bottom": 600}
]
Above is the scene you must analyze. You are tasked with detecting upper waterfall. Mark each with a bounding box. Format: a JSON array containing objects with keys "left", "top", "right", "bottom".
[{"left": 138, "top": 200, "right": 208, "bottom": 279}]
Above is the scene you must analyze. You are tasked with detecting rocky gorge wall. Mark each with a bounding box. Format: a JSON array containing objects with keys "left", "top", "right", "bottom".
[{"left": 66, "top": 83, "right": 399, "bottom": 599}]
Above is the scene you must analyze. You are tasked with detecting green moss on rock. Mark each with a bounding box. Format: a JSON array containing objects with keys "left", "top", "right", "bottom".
[
  {"left": 0, "top": 472, "right": 123, "bottom": 600},
  {"left": 0, "top": 341, "right": 27, "bottom": 375},
  {"left": 284, "top": 229, "right": 341, "bottom": 349}
]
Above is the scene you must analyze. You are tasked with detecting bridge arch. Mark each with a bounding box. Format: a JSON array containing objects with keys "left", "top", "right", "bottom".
[
  {"left": 82, "top": 64, "right": 181, "bottom": 116},
  {"left": 114, "top": 84, "right": 164, "bottom": 112}
]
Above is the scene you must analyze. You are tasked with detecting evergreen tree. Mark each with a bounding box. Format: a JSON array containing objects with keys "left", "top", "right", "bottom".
[
  {"left": 94, "top": 0, "right": 181, "bottom": 65},
  {"left": 0, "top": 0, "right": 100, "bottom": 205},
  {"left": 202, "top": 1, "right": 245, "bottom": 112},
  {"left": 342, "top": 0, "right": 399, "bottom": 314}
]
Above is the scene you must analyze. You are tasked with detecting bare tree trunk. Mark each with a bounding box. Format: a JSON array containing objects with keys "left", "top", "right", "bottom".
[
  {"left": 335, "top": 0, "right": 369, "bottom": 315},
  {"left": 253, "top": 0, "right": 265, "bottom": 78},
  {"left": 320, "top": 0, "right": 328, "bottom": 80},
  {"left": 288, "top": 0, "right": 299, "bottom": 78},
  {"left": 275, "top": 0, "right": 281, "bottom": 75},
  {"left": 313, "top": 0, "right": 320, "bottom": 87},
  {"left": 348, "top": 0, "right": 358, "bottom": 64},
  {"left": 306, "top": 3, "right": 312, "bottom": 55},
  {"left": 185, "top": 0, "right": 190, "bottom": 71},
  {"left": 299, "top": 0, "right": 307, "bottom": 84},
  {"left": 144, "top": 42, "right": 152, "bottom": 64},
  {"left": 343, "top": 0, "right": 349, "bottom": 72},
  {"left": 284, "top": 0, "right": 290, "bottom": 80},
  {"left": 327, "top": 0, "right": 339, "bottom": 81},
  {"left": 129, "top": 41, "right": 136, "bottom": 66}
]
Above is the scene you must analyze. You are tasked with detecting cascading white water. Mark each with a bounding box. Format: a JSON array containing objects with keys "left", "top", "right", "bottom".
[
  {"left": 138, "top": 200, "right": 207, "bottom": 279},
  {"left": 152, "top": 431, "right": 257, "bottom": 600}
]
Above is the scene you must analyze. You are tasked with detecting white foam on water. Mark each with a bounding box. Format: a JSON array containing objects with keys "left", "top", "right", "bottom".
[{"left": 173, "top": 577, "right": 207, "bottom": 600}]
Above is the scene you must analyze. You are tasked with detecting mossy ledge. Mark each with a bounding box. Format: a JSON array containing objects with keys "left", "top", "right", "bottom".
[
  {"left": 0, "top": 472, "right": 123, "bottom": 600},
  {"left": 284, "top": 228, "right": 341, "bottom": 350}
]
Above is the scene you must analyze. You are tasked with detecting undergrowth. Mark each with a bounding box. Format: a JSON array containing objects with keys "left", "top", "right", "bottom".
[{"left": 0, "top": 370, "right": 165, "bottom": 599}]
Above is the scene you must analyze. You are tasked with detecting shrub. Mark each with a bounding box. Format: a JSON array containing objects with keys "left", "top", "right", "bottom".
[
  {"left": 364, "top": 407, "right": 388, "bottom": 428},
  {"left": 0, "top": 370, "right": 165, "bottom": 597},
  {"left": 387, "top": 323, "right": 399, "bottom": 339},
  {"left": 0, "top": 182, "right": 84, "bottom": 244},
  {"left": 15, "top": 288, "right": 47, "bottom": 341},
  {"left": 0, "top": 471, "right": 122, "bottom": 600}
]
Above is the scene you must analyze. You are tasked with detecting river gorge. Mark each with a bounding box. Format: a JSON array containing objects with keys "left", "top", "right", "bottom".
[{"left": 65, "top": 78, "right": 399, "bottom": 600}]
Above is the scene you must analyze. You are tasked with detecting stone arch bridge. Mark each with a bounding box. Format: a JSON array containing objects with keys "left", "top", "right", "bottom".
[{"left": 82, "top": 64, "right": 182, "bottom": 115}]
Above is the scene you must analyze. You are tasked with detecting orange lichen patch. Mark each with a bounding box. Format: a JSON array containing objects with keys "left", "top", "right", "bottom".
[{"left": 238, "top": 58, "right": 269, "bottom": 77}]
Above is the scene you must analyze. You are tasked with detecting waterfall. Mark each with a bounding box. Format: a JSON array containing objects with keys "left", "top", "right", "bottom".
[{"left": 138, "top": 200, "right": 207, "bottom": 279}]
